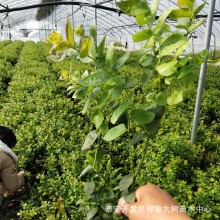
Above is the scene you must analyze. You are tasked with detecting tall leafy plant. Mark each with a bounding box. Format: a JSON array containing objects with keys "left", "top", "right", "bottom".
[{"left": 46, "top": 0, "right": 207, "bottom": 219}]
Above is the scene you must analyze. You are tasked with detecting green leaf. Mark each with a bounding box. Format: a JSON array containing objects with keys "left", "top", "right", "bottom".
[
  {"left": 111, "top": 102, "right": 129, "bottom": 124},
  {"left": 181, "top": 70, "right": 197, "bottom": 85},
  {"left": 75, "top": 24, "right": 84, "bottom": 37},
  {"left": 154, "top": 7, "right": 173, "bottom": 34},
  {"left": 87, "top": 151, "right": 104, "bottom": 166},
  {"left": 84, "top": 182, "right": 95, "bottom": 195},
  {"left": 132, "top": 29, "right": 152, "bottom": 42},
  {"left": 174, "top": 42, "right": 190, "bottom": 58},
  {"left": 167, "top": 89, "right": 183, "bottom": 105},
  {"left": 116, "top": 111, "right": 128, "bottom": 127},
  {"left": 125, "top": 191, "right": 136, "bottom": 203},
  {"left": 188, "top": 19, "right": 206, "bottom": 33},
  {"left": 127, "top": 131, "right": 147, "bottom": 148},
  {"left": 146, "top": 92, "right": 156, "bottom": 102},
  {"left": 145, "top": 36, "right": 155, "bottom": 48},
  {"left": 48, "top": 48, "right": 77, "bottom": 61},
  {"left": 110, "top": 79, "right": 126, "bottom": 99},
  {"left": 178, "top": 54, "right": 191, "bottom": 67},
  {"left": 192, "top": 2, "right": 206, "bottom": 19},
  {"left": 104, "top": 193, "right": 115, "bottom": 200},
  {"left": 98, "top": 34, "right": 106, "bottom": 58},
  {"left": 160, "top": 31, "right": 178, "bottom": 44},
  {"left": 112, "top": 52, "right": 130, "bottom": 72},
  {"left": 103, "top": 124, "right": 127, "bottom": 142},
  {"left": 125, "top": 78, "right": 139, "bottom": 88},
  {"left": 77, "top": 55, "right": 94, "bottom": 64},
  {"left": 73, "top": 89, "right": 87, "bottom": 99},
  {"left": 155, "top": 92, "right": 168, "bottom": 105},
  {"left": 131, "top": 109, "right": 155, "bottom": 124},
  {"left": 87, "top": 207, "right": 97, "bottom": 220},
  {"left": 119, "top": 175, "right": 134, "bottom": 191},
  {"left": 99, "top": 123, "right": 108, "bottom": 135},
  {"left": 66, "top": 17, "right": 74, "bottom": 47},
  {"left": 161, "top": 24, "right": 170, "bottom": 33},
  {"left": 106, "top": 42, "right": 114, "bottom": 70},
  {"left": 79, "top": 166, "right": 92, "bottom": 178},
  {"left": 143, "top": 105, "right": 165, "bottom": 139},
  {"left": 136, "top": 13, "right": 151, "bottom": 26},
  {"left": 83, "top": 94, "right": 91, "bottom": 114},
  {"left": 76, "top": 199, "right": 84, "bottom": 205},
  {"left": 177, "top": 0, "right": 194, "bottom": 10},
  {"left": 81, "top": 69, "right": 110, "bottom": 87},
  {"left": 178, "top": 64, "right": 198, "bottom": 79},
  {"left": 90, "top": 192, "right": 102, "bottom": 203},
  {"left": 121, "top": 189, "right": 129, "bottom": 197},
  {"left": 142, "top": 71, "right": 153, "bottom": 85},
  {"left": 139, "top": 54, "right": 155, "bottom": 67},
  {"left": 177, "top": 17, "right": 190, "bottom": 27},
  {"left": 169, "top": 8, "right": 192, "bottom": 19},
  {"left": 150, "top": 0, "right": 160, "bottom": 18},
  {"left": 79, "top": 36, "right": 91, "bottom": 58},
  {"left": 160, "top": 34, "right": 188, "bottom": 56},
  {"left": 82, "top": 130, "right": 98, "bottom": 150},
  {"left": 89, "top": 20, "right": 97, "bottom": 41},
  {"left": 104, "top": 76, "right": 122, "bottom": 89},
  {"left": 156, "top": 60, "right": 178, "bottom": 76},
  {"left": 190, "top": 49, "right": 209, "bottom": 64},
  {"left": 165, "top": 77, "right": 176, "bottom": 85},
  {"left": 116, "top": 0, "right": 150, "bottom": 16},
  {"left": 92, "top": 87, "right": 100, "bottom": 96},
  {"left": 54, "top": 41, "right": 70, "bottom": 53},
  {"left": 97, "top": 90, "right": 109, "bottom": 108},
  {"left": 91, "top": 111, "right": 104, "bottom": 129}
]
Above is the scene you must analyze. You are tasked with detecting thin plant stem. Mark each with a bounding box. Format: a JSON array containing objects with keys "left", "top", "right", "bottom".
[
  {"left": 133, "top": 139, "right": 149, "bottom": 186},
  {"left": 157, "top": 36, "right": 162, "bottom": 93},
  {"left": 127, "top": 111, "right": 135, "bottom": 177}
]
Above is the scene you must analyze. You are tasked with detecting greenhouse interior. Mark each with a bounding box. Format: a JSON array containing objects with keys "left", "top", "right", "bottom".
[{"left": 0, "top": 0, "right": 219, "bottom": 219}]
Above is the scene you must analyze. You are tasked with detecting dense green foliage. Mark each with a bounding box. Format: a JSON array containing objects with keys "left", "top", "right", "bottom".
[
  {"left": 0, "top": 38, "right": 219, "bottom": 219},
  {"left": 0, "top": 40, "right": 24, "bottom": 65},
  {"left": 0, "top": 40, "right": 12, "bottom": 50}
]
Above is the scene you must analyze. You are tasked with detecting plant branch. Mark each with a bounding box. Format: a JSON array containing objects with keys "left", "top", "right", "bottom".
[
  {"left": 133, "top": 139, "right": 149, "bottom": 186},
  {"left": 127, "top": 111, "right": 135, "bottom": 177}
]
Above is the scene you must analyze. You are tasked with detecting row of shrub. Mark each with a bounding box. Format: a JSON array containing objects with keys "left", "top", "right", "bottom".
[
  {"left": 0, "top": 60, "right": 14, "bottom": 103},
  {"left": 0, "top": 40, "right": 12, "bottom": 50},
  {"left": 0, "top": 41, "right": 91, "bottom": 219},
  {"left": 0, "top": 41, "right": 219, "bottom": 219},
  {"left": 0, "top": 40, "right": 24, "bottom": 65}
]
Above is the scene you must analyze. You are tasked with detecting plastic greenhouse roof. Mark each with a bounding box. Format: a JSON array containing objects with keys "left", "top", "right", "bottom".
[{"left": 0, "top": 0, "right": 220, "bottom": 52}]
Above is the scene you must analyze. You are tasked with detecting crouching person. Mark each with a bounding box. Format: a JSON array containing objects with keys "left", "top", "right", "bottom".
[{"left": 0, "top": 126, "right": 25, "bottom": 200}]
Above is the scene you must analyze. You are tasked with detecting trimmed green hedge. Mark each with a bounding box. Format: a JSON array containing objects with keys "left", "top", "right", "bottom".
[
  {"left": 0, "top": 40, "right": 12, "bottom": 50},
  {"left": 0, "top": 40, "right": 23, "bottom": 65}
]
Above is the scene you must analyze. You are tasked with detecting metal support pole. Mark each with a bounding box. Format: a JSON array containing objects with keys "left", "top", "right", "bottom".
[
  {"left": 55, "top": 3, "right": 57, "bottom": 30},
  {"left": 190, "top": 0, "right": 216, "bottom": 145},
  {"left": 213, "top": 34, "right": 216, "bottom": 61},
  {"left": 72, "top": 0, "right": 76, "bottom": 65},
  {"left": 95, "top": 0, "right": 97, "bottom": 45},
  {"left": 192, "top": 36, "right": 194, "bottom": 55},
  {"left": 8, "top": 17, "right": 11, "bottom": 40},
  {"left": 44, "top": 19, "right": 46, "bottom": 42},
  {"left": 39, "top": 27, "right": 40, "bottom": 41},
  {"left": 95, "top": 0, "right": 97, "bottom": 70},
  {"left": 52, "top": 9, "right": 53, "bottom": 30}
]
